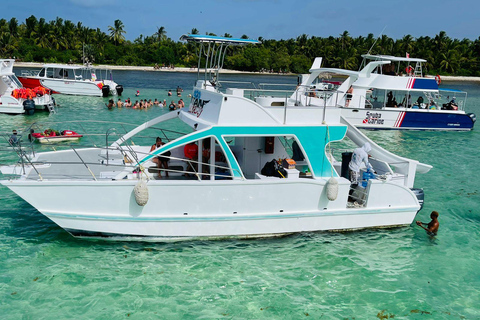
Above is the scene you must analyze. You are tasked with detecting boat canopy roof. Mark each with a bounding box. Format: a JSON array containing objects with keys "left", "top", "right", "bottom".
[
  {"left": 42, "top": 64, "right": 112, "bottom": 70},
  {"left": 43, "top": 64, "right": 84, "bottom": 70},
  {"left": 362, "top": 54, "right": 427, "bottom": 63},
  {"left": 180, "top": 34, "right": 261, "bottom": 46}
]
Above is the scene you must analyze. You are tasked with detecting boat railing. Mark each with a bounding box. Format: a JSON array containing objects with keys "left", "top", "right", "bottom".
[
  {"left": 3, "top": 144, "right": 241, "bottom": 181},
  {"left": 218, "top": 80, "right": 258, "bottom": 90},
  {"left": 348, "top": 185, "right": 368, "bottom": 207}
]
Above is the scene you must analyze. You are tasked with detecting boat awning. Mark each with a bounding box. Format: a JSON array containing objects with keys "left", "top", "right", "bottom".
[
  {"left": 43, "top": 64, "right": 84, "bottom": 69},
  {"left": 361, "top": 54, "right": 426, "bottom": 63},
  {"left": 180, "top": 34, "right": 261, "bottom": 46}
]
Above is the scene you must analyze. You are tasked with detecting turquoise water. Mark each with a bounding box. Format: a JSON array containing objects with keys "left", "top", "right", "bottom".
[{"left": 0, "top": 71, "right": 479, "bottom": 319}]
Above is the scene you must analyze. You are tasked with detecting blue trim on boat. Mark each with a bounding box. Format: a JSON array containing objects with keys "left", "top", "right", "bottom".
[
  {"left": 45, "top": 206, "right": 417, "bottom": 223},
  {"left": 400, "top": 111, "right": 475, "bottom": 129},
  {"left": 412, "top": 78, "right": 438, "bottom": 90}
]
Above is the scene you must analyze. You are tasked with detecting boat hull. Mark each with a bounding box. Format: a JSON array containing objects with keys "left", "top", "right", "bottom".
[
  {"left": 1, "top": 179, "right": 420, "bottom": 240},
  {"left": 18, "top": 76, "right": 117, "bottom": 97},
  {"left": 341, "top": 107, "right": 475, "bottom": 130}
]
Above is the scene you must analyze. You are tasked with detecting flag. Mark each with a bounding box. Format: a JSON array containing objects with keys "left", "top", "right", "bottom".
[{"left": 406, "top": 52, "right": 410, "bottom": 58}]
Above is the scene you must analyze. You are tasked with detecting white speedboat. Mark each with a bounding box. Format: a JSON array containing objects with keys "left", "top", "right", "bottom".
[
  {"left": 255, "top": 55, "right": 476, "bottom": 130},
  {"left": 0, "top": 36, "right": 431, "bottom": 241},
  {"left": 18, "top": 63, "right": 123, "bottom": 97},
  {"left": 0, "top": 59, "right": 55, "bottom": 115}
]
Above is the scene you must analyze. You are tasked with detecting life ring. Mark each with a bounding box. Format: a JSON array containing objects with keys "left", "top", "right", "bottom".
[{"left": 435, "top": 74, "right": 441, "bottom": 85}]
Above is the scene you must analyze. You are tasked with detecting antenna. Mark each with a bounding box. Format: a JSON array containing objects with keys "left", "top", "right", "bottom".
[
  {"left": 360, "top": 26, "right": 387, "bottom": 70},
  {"left": 367, "top": 25, "right": 387, "bottom": 55}
]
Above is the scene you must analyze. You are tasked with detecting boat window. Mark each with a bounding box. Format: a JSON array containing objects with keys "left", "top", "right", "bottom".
[
  {"left": 46, "top": 68, "right": 54, "bottom": 78},
  {"left": 38, "top": 68, "right": 46, "bottom": 77},
  {"left": 156, "top": 137, "right": 231, "bottom": 180},
  {"left": 223, "top": 135, "right": 310, "bottom": 179}
]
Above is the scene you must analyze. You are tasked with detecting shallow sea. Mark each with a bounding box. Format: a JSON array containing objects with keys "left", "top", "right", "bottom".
[{"left": 0, "top": 70, "right": 479, "bottom": 319}]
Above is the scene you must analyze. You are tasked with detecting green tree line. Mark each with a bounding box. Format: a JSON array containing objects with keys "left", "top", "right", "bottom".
[{"left": 1, "top": 15, "right": 480, "bottom": 76}]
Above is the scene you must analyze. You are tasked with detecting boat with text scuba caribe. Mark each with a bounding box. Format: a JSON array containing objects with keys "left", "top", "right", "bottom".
[
  {"left": 0, "top": 59, "right": 55, "bottom": 115},
  {"left": 0, "top": 35, "right": 431, "bottom": 241},
  {"left": 17, "top": 63, "right": 123, "bottom": 97},
  {"left": 256, "top": 55, "right": 475, "bottom": 130}
]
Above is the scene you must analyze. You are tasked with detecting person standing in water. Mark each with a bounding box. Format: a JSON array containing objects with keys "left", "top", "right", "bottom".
[{"left": 416, "top": 211, "right": 439, "bottom": 236}]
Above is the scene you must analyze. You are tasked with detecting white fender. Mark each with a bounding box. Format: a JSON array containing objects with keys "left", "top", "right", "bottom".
[
  {"left": 326, "top": 177, "right": 338, "bottom": 201},
  {"left": 134, "top": 178, "right": 149, "bottom": 206}
]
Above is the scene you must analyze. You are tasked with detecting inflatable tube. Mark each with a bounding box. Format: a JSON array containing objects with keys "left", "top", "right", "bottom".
[{"left": 435, "top": 74, "right": 441, "bottom": 85}]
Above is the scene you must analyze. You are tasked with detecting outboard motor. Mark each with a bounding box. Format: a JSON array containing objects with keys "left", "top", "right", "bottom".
[
  {"left": 115, "top": 84, "right": 123, "bottom": 96},
  {"left": 411, "top": 188, "right": 425, "bottom": 211},
  {"left": 468, "top": 113, "right": 476, "bottom": 123},
  {"left": 23, "top": 99, "right": 35, "bottom": 115},
  {"left": 102, "top": 85, "right": 111, "bottom": 97}
]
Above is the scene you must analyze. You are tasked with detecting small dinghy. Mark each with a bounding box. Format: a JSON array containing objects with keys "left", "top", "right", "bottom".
[{"left": 31, "top": 129, "right": 83, "bottom": 143}]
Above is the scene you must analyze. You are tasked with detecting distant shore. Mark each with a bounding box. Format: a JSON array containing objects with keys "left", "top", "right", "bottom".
[
  {"left": 13, "top": 62, "right": 283, "bottom": 76},
  {"left": 13, "top": 62, "right": 480, "bottom": 81}
]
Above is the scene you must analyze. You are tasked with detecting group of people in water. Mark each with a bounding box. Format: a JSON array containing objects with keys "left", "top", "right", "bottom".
[
  {"left": 106, "top": 97, "right": 186, "bottom": 110},
  {"left": 106, "top": 87, "right": 190, "bottom": 110}
]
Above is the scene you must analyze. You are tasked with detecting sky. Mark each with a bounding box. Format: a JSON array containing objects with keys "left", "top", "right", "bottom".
[{"left": 3, "top": 0, "right": 480, "bottom": 42}]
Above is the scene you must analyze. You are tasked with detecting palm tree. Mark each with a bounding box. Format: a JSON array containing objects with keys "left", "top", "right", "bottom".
[
  {"left": 8, "top": 18, "right": 18, "bottom": 37},
  {"left": 400, "top": 34, "right": 414, "bottom": 56},
  {"left": 191, "top": 28, "right": 199, "bottom": 35},
  {"left": 108, "top": 19, "right": 126, "bottom": 45},
  {"left": 154, "top": 26, "right": 167, "bottom": 42},
  {"left": 339, "top": 30, "right": 351, "bottom": 50},
  {"left": 25, "top": 15, "right": 38, "bottom": 38}
]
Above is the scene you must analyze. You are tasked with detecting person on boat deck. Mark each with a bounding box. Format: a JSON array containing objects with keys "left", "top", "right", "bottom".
[
  {"left": 117, "top": 98, "right": 123, "bottom": 108},
  {"left": 150, "top": 137, "right": 169, "bottom": 178},
  {"left": 184, "top": 142, "right": 199, "bottom": 176},
  {"left": 386, "top": 91, "right": 394, "bottom": 107},
  {"left": 416, "top": 211, "right": 439, "bottom": 236},
  {"left": 429, "top": 101, "right": 436, "bottom": 110},
  {"left": 348, "top": 142, "right": 373, "bottom": 185},
  {"left": 345, "top": 86, "right": 353, "bottom": 107},
  {"left": 416, "top": 96, "right": 424, "bottom": 107},
  {"left": 9, "top": 130, "right": 18, "bottom": 145}
]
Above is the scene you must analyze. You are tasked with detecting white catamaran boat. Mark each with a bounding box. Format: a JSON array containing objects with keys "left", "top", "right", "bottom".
[
  {"left": 0, "top": 59, "right": 55, "bottom": 115},
  {"left": 18, "top": 63, "right": 123, "bottom": 97},
  {"left": 0, "top": 36, "right": 431, "bottom": 241},
  {"left": 256, "top": 55, "right": 475, "bottom": 130}
]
